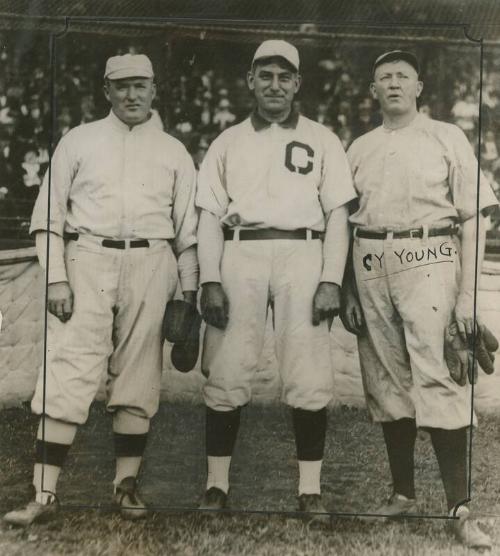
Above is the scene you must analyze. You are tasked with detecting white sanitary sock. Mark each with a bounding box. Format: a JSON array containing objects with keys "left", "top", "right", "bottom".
[
  {"left": 298, "top": 460, "right": 322, "bottom": 495},
  {"left": 206, "top": 456, "right": 231, "bottom": 494}
]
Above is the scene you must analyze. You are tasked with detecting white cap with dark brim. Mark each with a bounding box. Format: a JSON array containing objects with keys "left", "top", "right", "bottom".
[
  {"left": 104, "top": 54, "right": 154, "bottom": 80},
  {"left": 252, "top": 40, "right": 300, "bottom": 71}
]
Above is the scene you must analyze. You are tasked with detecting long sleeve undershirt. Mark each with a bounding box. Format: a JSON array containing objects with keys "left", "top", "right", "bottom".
[{"left": 320, "top": 205, "right": 350, "bottom": 286}]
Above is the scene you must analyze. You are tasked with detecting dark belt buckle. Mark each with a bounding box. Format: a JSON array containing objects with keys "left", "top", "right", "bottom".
[{"left": 409, "top": 228, "right": 421, "bottom": 239}]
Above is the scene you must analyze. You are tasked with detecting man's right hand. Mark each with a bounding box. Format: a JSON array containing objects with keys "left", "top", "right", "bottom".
[
  {"left": 340, "top": 287, "right": 365, "bottom": 336},
  {"left": 200, "top": 282, "right": 229, "bottom": 330},
  {"left": 47, "top": 281, "right": 74, "bottom": 322}
]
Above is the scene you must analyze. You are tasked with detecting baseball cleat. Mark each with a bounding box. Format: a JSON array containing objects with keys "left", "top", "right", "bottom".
[
  {"left": 449, "top": 506, "right": 492, "bottom": 550},
  {"left": 3, "top": 494, "right": 59, "bottom": 527},
  {"left": 297, "top": 493, "right": 331, "bottom": 526},
  {"left": 363, "top": 492, "right": 418, "bottom": 521},
  {"left": 114, "top": 476, "right": 148, "bottom": 520},
  {"left": 198, "top": 487, "right": 228, "bottom": 512}
]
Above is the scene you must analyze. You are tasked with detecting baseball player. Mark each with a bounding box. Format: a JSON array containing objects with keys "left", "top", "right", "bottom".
[
  {"left": 196, "top": 40, "right": 356, "bottom": 519},
  {"left": 3, "top": 54, "right": 198, "bottom": 526},
  {"left": 341, "top": 50, "right": 497, "bottom": 548}
]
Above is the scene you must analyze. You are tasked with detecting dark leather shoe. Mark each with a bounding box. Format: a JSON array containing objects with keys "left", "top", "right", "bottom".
[
  {"left": 114, "top": 476, "right": 148, "bottom": 520},
  {"left": 3, "top": 493, "right": 59, "bottom": 527},
  {"left": 297, "top": 493, "right": 331, "bottom": 526},
  {"left": 449, "top": 506, "right": 492, "bottom": 549},
  {"left": 198, "top": 487, "right": 228, "bottom": 512}
]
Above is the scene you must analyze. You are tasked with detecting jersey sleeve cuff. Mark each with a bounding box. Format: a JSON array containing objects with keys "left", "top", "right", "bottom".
[
  {"left": 321, "top": 192, "right": 358, "bottom": 215},
  {"left": 320, "top": 268, "right": 344, "bottom": 287},
  {"left": 47, "top": 264, "right": 69, "bottom": 285},
  {"left": 200, "top": 269, "right": 222, "bottom": 285},
  {"left": 194, "top": 200, "right": 227, "bottom": 219},
  {"left": 179, "top": 274, "right": 199, "bottom": 292},
  {"left": 29, "top": 219, "right": 65, "bottom": 237}
]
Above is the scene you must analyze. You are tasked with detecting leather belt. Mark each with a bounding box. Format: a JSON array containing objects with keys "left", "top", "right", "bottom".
[
  {"left": 102, "top": 239, "right": 150, "bottom": 249},
  {"left": 355, "top": 225, "right": 457, "bottom": 240},
  {"left": 223, "top": 228, "right": 323, "bottom": 241},
  {"left": 64, "top": 233, "right": 150, "bottom": 249}
]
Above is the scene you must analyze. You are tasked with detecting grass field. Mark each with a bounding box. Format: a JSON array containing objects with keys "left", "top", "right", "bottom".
[{"left": 1, "top": 403, "right": 499, "bottom": 555}]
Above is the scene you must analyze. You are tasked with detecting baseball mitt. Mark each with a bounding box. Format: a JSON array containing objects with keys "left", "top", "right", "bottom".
[
  {"left": 163, "top": 300, "right": 199, "bottom": 343},
  {"left": 444, "top": 322, "right": 498, "bottom": 385},
  {"left": 475, "top": 324, "right": 498, "bottom": 375},
  {"left": 444, "top": 322, "right": 470, "bottom": 386},
  {"left": 162, "top": 300, "right": 202, "bottom": 373}
]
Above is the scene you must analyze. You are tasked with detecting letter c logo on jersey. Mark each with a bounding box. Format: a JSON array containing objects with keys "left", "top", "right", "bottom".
[{"left": 285, "top": 141, "right": 314, "bottom": 175}]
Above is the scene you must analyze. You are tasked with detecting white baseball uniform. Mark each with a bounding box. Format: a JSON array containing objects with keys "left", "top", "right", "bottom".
[
  {"left": 196, "top": 111, "right": 356, "bottom": 411},
  {"left": 348, "top": 113, "right": 498, "bottom": 428},
  {"left": 30, "top": 110, "right": 198, "bottom": 424}
]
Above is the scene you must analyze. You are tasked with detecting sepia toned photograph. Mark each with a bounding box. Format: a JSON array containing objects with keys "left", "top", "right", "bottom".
[{"left": 1, "top": 1, "right": 500, "bottom": 554}]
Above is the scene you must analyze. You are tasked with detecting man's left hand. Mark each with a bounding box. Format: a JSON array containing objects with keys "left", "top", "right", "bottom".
[
  {"left": 454, "top": 290, "right": 476, "bottom": 342},
  {"left": 312, "top": 282, "right": 341, "bottom": 328}
]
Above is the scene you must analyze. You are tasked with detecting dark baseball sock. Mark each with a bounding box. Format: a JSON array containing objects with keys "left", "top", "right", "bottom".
[
  {"left": 35, "top": 440, "right": 71, "bottom": 467},
  {"left": 34, "top": 440, "right": 71, "bottom": 502},
  {"left": 114, "top": 433, "right": 148, "bottom": 458},
  {"left": 206, "top": 407, "right": 241, "bottom": 457},
  {"left": 429, "top": 426, "right": 468, "bottom": 512},
  {"left": 381, "top": 418, "right": 417, "bottom": 499},
  {"left": 292, "top": 407, "right": 327, "bottom": 461}
]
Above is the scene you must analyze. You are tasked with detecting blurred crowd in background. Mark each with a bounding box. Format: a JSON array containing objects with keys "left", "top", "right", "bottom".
[{"left": 1, "top": 31, "right": 500, "bottom": 234}]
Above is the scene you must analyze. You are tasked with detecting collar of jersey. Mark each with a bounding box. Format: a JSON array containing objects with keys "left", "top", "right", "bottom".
[
  {"left": 107, "top": 109, "right": 155, "bottom": 133},
  {"left": 250, "top": 109, "right": 299, "bottom": 131},
  {"left": 381, "top": 112, "right": 425, "bottom": 134}
]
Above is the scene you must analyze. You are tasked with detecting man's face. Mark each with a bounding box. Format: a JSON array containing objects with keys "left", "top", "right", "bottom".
[
  {"left": 104, "top": 77, "right": 156, "bottom": 126},
  {"left": 247, "top": 60, "right": 301, "bottom": 118},
  {"left": 370, "top": 60, "right": 423, "bottom": 117}
]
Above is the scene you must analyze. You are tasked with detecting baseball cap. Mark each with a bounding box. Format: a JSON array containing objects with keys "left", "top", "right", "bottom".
[
  {"left": 104, "top": 54, "right": 154, "bottom": 80},
  {"left": 373, "top": 50, "right": 419, "bottom": 76},
  {"left": 252, "top": 40, "right": 300, "bottom": 71}
]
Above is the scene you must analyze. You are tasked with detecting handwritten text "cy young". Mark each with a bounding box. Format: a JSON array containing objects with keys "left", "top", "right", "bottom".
[{"left": 362, "top": 241, "right": 456, "bottom": 272}]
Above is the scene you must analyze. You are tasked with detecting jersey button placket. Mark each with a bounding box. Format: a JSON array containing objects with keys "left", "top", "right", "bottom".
[
  {"left": 382, "top": 132, "right": 398, "bottom": 223},
  {"left": 117, "top": 132, "right": 126, "bottom": 238},
  {"left": 268, "top": 124, "right": 282, "bottom": 199},
  {"left": 122, "top": 130, "right": 134, "bottom": 238}
]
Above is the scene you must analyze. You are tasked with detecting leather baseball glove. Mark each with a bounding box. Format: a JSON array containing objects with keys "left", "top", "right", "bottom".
[
  {"left": 162, "top": 300, "right": 202, "bottom": 373},
  {"left": 444, "top": 322, "right": 498, "bottom": 385}
]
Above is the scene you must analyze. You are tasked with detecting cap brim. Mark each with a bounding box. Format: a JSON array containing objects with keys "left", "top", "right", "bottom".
[
  {"left": 252, "top": 55, "right": 298, "bottom": 72},
  {"left": 373, "top": 52, "right": 419, "bottom": 75},
  {"left": 105, "top": 69, "right": 154, "bottom": 80}
]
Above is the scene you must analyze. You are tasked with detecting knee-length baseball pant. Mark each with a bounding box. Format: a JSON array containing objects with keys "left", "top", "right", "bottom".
[
  {"left": 202, "top": 238, "right": 334, "bottom": 411},
  {"left": 353, "top": 233, "right": 475, "bottom": 430},
  {"left": 31, "top": 235, "right": 178, "bottom": 425}
]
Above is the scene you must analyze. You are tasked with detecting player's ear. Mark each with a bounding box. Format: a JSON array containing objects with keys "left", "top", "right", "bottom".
[
  {"left": 247, "top": 70, "right": 255, "bottom": 91},
  {"left": 369, "top": 82, "right": 378, "bottom": 100},
  {"left": 151, "top": 81, "right": 157, "bottom": 100},
  {"left": 416, "top": 80, "right": 423, "bottom": 98},
  {"left": 103, "top": 79, "right": 111, "bottom": 102},
  {"left": 294, "top": 73, "right": 302, "bottom": 94}
]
